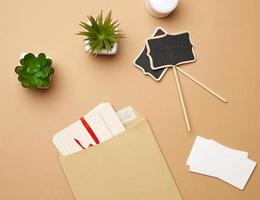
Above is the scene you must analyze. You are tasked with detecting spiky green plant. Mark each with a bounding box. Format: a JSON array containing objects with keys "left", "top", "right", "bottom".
[
  {"left": 15, "top": 53, "right": 54, "bottom": 89},
  {"left": 77, "top": 11, "right": 124, "bottom": 54}
]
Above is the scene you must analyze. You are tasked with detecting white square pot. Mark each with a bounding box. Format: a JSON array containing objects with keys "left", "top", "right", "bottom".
[
  {"left": 84, "top": 41, "right": 118, "bottom": 55},
  {"left": 83, "top": 21, "right": 118, "bottom": 55}
]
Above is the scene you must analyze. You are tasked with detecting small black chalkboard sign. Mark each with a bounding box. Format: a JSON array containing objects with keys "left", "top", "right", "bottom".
[
  {"left": 134, "top": 27, "right": 168, "bottom": 81},
  {"left": 133, "top": 28, "right": 226, "bottom": 132},
  {"left": 146, "top": 32, "right": 196, "bottom": 70}
]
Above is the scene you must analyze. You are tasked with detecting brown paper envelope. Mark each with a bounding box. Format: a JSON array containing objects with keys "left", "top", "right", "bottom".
[{"left": 58, "top": 113, "right": 182, "bottom": 200}]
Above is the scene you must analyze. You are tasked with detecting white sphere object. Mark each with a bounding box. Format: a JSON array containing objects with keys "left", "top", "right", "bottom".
[{"left": 146, "top": 0, "right": 179, "bottom": 18}]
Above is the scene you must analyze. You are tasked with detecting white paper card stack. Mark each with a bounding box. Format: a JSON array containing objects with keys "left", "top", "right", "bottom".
[
  {"left": 52, "top": 103, "right": 137, "bottom": 156},
  {"left": 187, "top": 136, "right": 256, "bottom": 190}
]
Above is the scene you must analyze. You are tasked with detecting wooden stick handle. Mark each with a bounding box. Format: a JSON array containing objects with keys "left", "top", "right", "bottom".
[
  {"left": 173, "top": 67, "right": 191, "bottom": 132},
  {"left": 176, "top": 67, "right": 227, "bottom": 103}
]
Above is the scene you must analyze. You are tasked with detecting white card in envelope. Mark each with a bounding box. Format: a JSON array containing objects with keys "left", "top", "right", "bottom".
[
  {"left": 89, "top": 103, "right": 125, "bottom": 135},
  {"left": 85, "top": 113, "right": 113, "bottom": 142},
  {"left": 53, "top": 120, "right": 96, "bottom": 156},
  {"left": 53, "top": 103, "right": 127, "bottom": 156}
]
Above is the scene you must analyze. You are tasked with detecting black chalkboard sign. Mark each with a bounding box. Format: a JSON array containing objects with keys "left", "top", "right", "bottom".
[
  {"left": 146, "top": 32, "right": 196, "bottom": 70},
  {"left": 134, "top": 28, "right": 168, "bottom": 81},
  {"left": 133, "top": 28, "right": 226, "bottom": 132}
]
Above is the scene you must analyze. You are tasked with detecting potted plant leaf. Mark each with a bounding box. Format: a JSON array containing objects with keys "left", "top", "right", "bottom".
[
  {"left": 77, "top": 11, "right": 124, "bottom": 55},
  {"left": 15, "top": 53, "right": 54, "bottom": 89}
]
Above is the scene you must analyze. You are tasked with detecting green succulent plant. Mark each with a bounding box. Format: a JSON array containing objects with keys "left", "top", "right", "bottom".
[
  {"left": 15, "top": 53, "right": 54, "bottom": 89},
  {"left": 77, "top": 11, "right": 124, "bottom": 54}
]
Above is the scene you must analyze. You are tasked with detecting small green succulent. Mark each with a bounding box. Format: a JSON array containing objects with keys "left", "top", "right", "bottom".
[
  {"left": 77, "top": 11, "right": 124, "bottom": 54},
  {"left": 15, "top": 53, "right": 54, "bottom": 89}
]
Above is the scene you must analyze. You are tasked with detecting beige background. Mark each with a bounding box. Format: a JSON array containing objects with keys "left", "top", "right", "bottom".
[{"left": 0, "top": 0, "right": 259, "bottom": 199}]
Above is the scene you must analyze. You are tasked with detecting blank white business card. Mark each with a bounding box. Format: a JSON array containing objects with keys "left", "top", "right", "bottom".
[{"left": 187, "top": 136, "right": 256, "bottom": 190}]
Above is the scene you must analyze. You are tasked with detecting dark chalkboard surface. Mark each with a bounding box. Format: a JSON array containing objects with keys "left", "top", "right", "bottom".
[
  {"left": 134, "top": 28, "right": 168, "bottom": 81},
  {"left": 146, "top": 32, "right": 196, "bottom": 70}
]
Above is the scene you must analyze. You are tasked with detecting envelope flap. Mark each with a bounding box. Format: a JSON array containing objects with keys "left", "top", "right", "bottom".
[{"left": 59, "top": 117, "right": 182, "bottom": 200}]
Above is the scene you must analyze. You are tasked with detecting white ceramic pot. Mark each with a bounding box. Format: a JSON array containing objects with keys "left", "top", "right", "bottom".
[
  {"left": 146, "top": 0, "right": 179, "bottom": 18},
  {"left": 84, "top": 41, "right": 118, "bottom": 55},
  {"left": 17, "top": 53, "right": 53, "bottom": 89},
  {"left": 84, "top": 21, "right": 118, "bottom": 55}
]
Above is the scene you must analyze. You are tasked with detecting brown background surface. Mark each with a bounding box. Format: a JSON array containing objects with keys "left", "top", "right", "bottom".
[{"left": 0, "top": 0, "right": 259, "bottom": 199}]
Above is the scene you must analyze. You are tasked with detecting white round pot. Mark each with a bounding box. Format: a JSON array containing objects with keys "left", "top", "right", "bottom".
[
  {"left": 146, "top": 0, "right": 179, "bottom": 18},
  {"left": 17, "top": 53, "right": 53, "bottom": 89}
]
